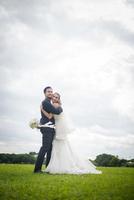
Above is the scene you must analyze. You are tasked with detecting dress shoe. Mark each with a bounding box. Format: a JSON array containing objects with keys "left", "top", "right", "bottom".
[{"left": 33, "top": 170, "right": 43, "bottom": 173}]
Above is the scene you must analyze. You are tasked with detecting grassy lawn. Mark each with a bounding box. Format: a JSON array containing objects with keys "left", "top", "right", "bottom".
[{"left": 0, "top": 164, "right": 134, "bottom": 200}]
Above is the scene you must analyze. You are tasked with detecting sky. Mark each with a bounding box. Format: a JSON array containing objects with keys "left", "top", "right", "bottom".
[{"left": 0, "top": 0, "right": 134, "bottom": 159}]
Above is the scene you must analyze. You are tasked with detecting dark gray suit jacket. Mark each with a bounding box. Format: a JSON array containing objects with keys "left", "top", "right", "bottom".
[{"left": 40, "top": 98, "right": 63, "bottom": 127}]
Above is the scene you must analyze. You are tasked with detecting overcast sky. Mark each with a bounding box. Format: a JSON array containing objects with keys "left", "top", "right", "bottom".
[{"left": 0, "top": 0, "right": 134, "bottom": 159}]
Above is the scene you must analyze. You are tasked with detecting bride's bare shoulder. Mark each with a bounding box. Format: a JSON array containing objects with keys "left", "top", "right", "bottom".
[{"left": 53, "top": 103, "right": 60, "bottom": 108}]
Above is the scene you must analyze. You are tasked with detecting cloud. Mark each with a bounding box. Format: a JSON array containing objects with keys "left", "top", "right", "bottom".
[
  {"left": 68, "top": 127, "right": 134, "bottom": 159},
  {"left": 0, "top": 0, "right": 134, "bottom": 159},
  {"left": 125, "top": 0, "right": 134, "bottom": 7},
  {"left": 98, "top": 20, "right": 134, "bottom": 47}
]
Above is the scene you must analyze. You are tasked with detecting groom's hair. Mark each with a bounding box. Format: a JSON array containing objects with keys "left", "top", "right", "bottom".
[{"left": 43, "top": 86, "right": 52, "bottom": 94}]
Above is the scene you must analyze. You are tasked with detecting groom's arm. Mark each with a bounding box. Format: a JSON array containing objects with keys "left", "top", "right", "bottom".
[{"left": 43, "top": 101, "right": 63, "bottom": 115}]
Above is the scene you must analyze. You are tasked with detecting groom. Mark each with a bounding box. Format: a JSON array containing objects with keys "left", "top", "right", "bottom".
[{"left": 34, "top": 86, "right": 63, "bottom": 173}]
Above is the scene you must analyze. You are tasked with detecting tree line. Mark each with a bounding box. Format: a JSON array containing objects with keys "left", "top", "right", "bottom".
[
  {"left": 93, "top": 153, "right": 134, "bottom": 167},
  {"left": 0, "top": 152, "right": 36, "bottom": 164},
  {"left": 0, "top": 152, "right": 134, "bottom": 167}
]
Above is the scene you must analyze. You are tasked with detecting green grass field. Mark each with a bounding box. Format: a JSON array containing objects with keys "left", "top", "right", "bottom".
[{"left": 0, "top": 164, "right": 134, "bottom": 200}]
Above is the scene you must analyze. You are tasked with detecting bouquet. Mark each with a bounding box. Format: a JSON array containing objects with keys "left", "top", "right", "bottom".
[{"left": 29, "top": 118, "right": 39, "bottom": 129}]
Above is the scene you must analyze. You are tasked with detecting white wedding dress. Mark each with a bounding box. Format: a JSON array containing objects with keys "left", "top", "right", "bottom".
[{"left": 45, "top": 113, "right": 102, "bottom": 174}]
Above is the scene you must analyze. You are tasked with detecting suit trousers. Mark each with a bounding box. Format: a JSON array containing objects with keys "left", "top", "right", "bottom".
[{"left": 34, "top": 127, "right": 55, "bottom": 172}]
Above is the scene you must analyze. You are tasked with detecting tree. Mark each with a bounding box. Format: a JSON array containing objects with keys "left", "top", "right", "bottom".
[
  {"left": 29, "top": 152, "right": 37, "bottom": 156},
  {"left": 0, "top": 153, "right": 36, "bottom": 164},
  {"left": 109, "top": 156, "right": 119, "bottom": 166},
  {"left": 95, "top": 153, "right": 120, "bottom": 167}
]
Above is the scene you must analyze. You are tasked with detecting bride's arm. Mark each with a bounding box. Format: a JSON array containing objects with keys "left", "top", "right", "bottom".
[{"left": 40, "top": 105, "right": 53, "bottom": 119}]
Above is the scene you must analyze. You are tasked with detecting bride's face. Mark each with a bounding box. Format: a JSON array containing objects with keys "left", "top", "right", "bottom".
[{"left": 52, "top": 93, "right": 60, "bottom": 103}]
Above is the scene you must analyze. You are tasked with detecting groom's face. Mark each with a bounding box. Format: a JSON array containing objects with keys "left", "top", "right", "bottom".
[{"left": 45, "top": 88, "right": 53, "bottom": 99}]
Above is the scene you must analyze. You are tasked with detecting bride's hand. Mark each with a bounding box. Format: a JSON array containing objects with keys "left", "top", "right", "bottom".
[{"left": 47, "top": 113, "right": 53, "bottom": 119}]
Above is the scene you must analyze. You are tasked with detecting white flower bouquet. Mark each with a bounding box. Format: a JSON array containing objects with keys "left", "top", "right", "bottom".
[
  {"left": 29, "top": 119, "right": 56, "bottom": 129},
  {"left": 29, "top": 118, "right": 40, "bottom": 129}
]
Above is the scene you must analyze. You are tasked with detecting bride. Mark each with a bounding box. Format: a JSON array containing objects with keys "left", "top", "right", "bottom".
[{"left": 41, "top": 92, "right": 102, "bottom": 174}]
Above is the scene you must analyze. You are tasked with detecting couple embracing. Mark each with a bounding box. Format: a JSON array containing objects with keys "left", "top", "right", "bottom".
[{"left": 33, "top": 86, "right": 102, "bottom": 174}]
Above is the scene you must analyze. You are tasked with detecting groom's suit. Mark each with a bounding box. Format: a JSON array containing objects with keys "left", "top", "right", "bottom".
[{"left": 34, "top": 98, "right": 63, "bottom": 172}]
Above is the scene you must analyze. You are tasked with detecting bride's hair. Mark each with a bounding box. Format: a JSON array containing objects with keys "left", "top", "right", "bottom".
[
  {"left": 55, "top": 92, "right": 60, "bottom": 99},
  {"left": 54, "top": 92, "right": 62, "bottom": 105}
]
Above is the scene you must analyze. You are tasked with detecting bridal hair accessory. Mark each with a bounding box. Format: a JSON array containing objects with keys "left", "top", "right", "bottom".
[{"left": 29, "top": 119, "right": 56, "bottom": 129}]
